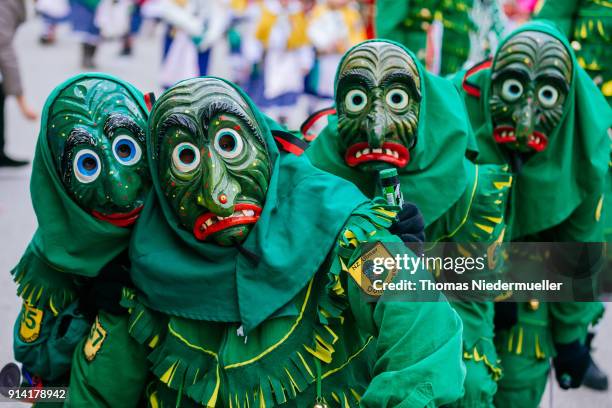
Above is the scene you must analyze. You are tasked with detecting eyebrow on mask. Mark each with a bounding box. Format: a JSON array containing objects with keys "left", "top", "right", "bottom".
[{"left": 104, "top": 113, "right": 145, "bottom": 143}]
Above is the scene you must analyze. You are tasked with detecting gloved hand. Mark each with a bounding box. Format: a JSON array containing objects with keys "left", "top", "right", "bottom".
[
  {"left": 553, "top": 340, "right": 592, "bottom": 389},
  {"left": 389, "top": 202, "right": 426, "bottom": 244},
  {"left": 493, "top": 302, "right": 518, "bottom": 331}
]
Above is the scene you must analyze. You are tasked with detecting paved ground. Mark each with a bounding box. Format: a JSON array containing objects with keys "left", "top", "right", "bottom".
[{"left": 0, "top": 12, "right": 610, "bottom": 408}]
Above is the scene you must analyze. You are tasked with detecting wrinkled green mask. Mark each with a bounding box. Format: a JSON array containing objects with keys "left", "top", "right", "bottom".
[
  {"left": 336, "top": 41, "right": 421, "bottom": 173},
  {"left": 151, "top": 77, "right": 271, "bottom": 246},
  {"left": 490, "top": 31, "right": 572, "bottom": 153},
  {"left": 47, "top": 78, "right": 150, "bottom": 227}
]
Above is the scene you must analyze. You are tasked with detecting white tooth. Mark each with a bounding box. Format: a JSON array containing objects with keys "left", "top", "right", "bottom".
[
  {"left": 246, "top": 210, "right": 254, "bottom": 216},
  {"left": 363, "top": 148, "right": 370, "bottom": 154},
  {"left": 385, "top": 149, "right": 393, "bottom": 155},
  {"left": 393, "top": 151, "right": 399, "bottom": 158},
  {"left": 501, "top": 131, "right": 507, "bottom": 137},
  {"left": 373, "top": 148, "right": 383, "bottom": 154},
  {"left": 200, "top": 224, "right": 206, "bottom": 231},
  {"left": 355, "top": 151, "right": 362, "bottom": 158},
  {"left": 205, "top": 219, "right": 213, "bottom": 226}
]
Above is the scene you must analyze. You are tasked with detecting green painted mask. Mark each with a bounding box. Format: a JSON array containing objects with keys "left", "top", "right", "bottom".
[
  {"left": 336, "top": 41, "right": 421, "bottom": 173},
  {"left": 47, "top": 78, "right": 150, "bottom": 227},
  {"left": 151, "top": 77, "right": 271, "bottom": 246},
  {"left": 490, "top": 31, "right": 572, "bottom": 153}
]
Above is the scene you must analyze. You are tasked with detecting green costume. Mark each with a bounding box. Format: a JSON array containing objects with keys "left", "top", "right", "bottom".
[
  {"left": 453, "top": 21, "right": 610, "bottom": 407},
  {"left": 306, "top": 40, "right": 512, "bottom": 408},
  {"left": 11, "top": 73, "right": 150, "bottom": 387},
  {"left": 375, "top": 0, "right": 476, "bottom": 75},
  {"left": 69, "top": 76, "right": 467, "bottom": 407}
]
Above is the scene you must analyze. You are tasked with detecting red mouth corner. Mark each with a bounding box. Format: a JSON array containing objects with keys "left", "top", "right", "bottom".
[
  {"left": 344, "top": 142, "right": 410, "bottom": 168},
  {"left": 92, "top": 206, "right": 143, "bottom": 227},
  {"left": 493, "top": 126, "right": 548, "bottom": 152},
  {"left": 193, "top": 203, "right": 262, "bottom": 241}
]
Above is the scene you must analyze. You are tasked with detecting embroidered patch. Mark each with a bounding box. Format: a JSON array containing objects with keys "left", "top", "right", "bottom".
[
  {"left": 348, "top": 242, "right": 398, "bottom": 297},
  {"left": 19, "top": 302, "right": 44, "bottom": 343},
  {"left": 84, "top": 315, "right": 107, "bottom": 361}
]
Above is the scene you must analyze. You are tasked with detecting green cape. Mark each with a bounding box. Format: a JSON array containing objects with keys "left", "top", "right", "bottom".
[
  {"left": 129, "top": 77, "right": 368, "bottom": 332},
  {"left": 306, "top": 39, "right": 476, "bottom": 228},
  {"left": 12, "top": 73, "right": 148, "bottom": 311},
  {"left": 457, "top": 21, "right": 611, "bottom": 240}
]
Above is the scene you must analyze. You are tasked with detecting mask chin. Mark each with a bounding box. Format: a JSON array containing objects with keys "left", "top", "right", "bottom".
[{"left": 210, "top": 225, "right": 252, "bottom": 246}]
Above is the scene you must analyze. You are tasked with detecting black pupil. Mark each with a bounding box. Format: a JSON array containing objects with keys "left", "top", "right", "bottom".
[
  {"left": 180, "top": 148, "right": 195, "bottom": 164},
  {"left": 83, "top": 157, "right": 96, "bottom": 171},
  {"left": 352, "top": 94, "right": 363, "bottom": 106},
  {"left": 542, "top": 89, "right": 553, "bottom": 99},
  {"left": 117, "top": 143, "right": 131, "bottom": 158},
  {"left": 219, "top": 134, "right": 236, "bottom": 152},
  {"left": 510, "top": 84, "right": 520, "bottom": 94},
  {"left": 391, "top": 93, "right": 403, "bottom": 104}
]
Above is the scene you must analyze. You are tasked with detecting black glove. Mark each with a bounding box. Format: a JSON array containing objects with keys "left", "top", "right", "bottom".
[
  {"left": 553, "top": 340, "right": 592, "bottom": 389},
  {"left": 493, "top": 302, "right": 518, "bottom": 331},
  {"left": 389, "top": 202, "right": 426, "bottom": 244}
]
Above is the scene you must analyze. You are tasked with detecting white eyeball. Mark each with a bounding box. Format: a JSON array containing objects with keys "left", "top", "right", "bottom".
[
  {"left": 112, "top": 134, "right": 142, "bottom": 166},
  {"left": 172, "top": 142, "right": 200, "bottom": 173},
  {"left": 385, "top": 88, "right": 410, "bottom": 110},
  {"left": 501, "top": 79, "right": 524, "bottom": 102},
  {"left": 214, "top": 128, "right": 244, "bottom": 159},
  {"left": 537, "top": 85, "right": 559, "bottom": 108},
  {"left": 345, "top": 89, "right": 368, "bottom": 113},
  {"left": 73, "top": 149, "right": 101, "bottom": 184}
]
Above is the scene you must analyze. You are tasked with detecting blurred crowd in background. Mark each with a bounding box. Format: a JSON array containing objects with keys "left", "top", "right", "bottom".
[{"left": 29, "top": 0, "right": 556, "bottom": 126}]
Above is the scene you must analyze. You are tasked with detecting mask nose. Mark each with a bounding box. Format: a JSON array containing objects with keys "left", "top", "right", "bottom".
[
  {"left": 198, "top": 149, "right": 239, "bottom": 216},
  {"left": 366, "top": 92, "right": 387, "bottom": 148},
  {"left": 513, "top": 94, "right": 536, "bottom": 142},
  {"left": 100, "top": 165, "right": 142, "bottom": 208}
]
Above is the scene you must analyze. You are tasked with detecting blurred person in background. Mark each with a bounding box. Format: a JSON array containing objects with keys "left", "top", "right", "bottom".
[
  {"left": 307, "top": 0, "right": 366, "bottom": 111},
  {"left": 120, "top": 0, "right": 149, "bottom": 56},
  {"left": 253, "top": 0, "right": 313, "bottom": 125},
  {"left": 0, "top": 0, "right": 38, "bottom": 167},
  {"left": 70, "top": 0, "right": 102, "bottom": 69},
  {"left": 142, "top": 0, "right": 230, "bottom": 89},
  {"left": 375, "top": 0, "right": 477, "bottom": 75},
  {"left": 35, "top": 0, "right": 72, "bottom": 45}
]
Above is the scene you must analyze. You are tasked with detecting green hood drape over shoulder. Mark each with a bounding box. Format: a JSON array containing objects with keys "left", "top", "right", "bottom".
[
  {"left": 458, "top": 21, "right": 611, "bottom": 239},
  {"left": 12, "top": 73, "right": 148, "bottom": 310},
  {"left": 129, "top": 77, "right": 368, "bottom": 332},
  {"left": 307, "top": 39, "right": 476, "bottom": 227}
]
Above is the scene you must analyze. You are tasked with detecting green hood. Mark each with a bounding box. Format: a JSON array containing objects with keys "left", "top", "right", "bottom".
[
  {"left": 129, "top": 77, "right": 368, "bottom": 332},
  {"left": 12, "top": 73, "right": 148, "bottom": 310},
  {"left": 307, "top": 39, "right": 476, "bottom": 227},
  {"left": 459, "top": 21, "right": 611, "bottom": 239}
]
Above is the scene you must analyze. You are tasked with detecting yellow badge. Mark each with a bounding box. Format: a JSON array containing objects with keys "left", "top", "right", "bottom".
[
  {"left": 19, "top": 302, "right": 44, "bottom": 343},
  {"left": 83, "top": 316, "right": 107, "bottom": 361},
  {"left": 348, "top": 242, "right": 398, "bottom": 297}
]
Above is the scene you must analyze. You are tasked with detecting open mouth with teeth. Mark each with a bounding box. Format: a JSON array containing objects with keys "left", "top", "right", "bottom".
[
  {"left": 193, "top": 203, "right": 262, "bottom": 241},
  {"left": 92, "top": 206, "right": 143, "bottom": 227},
  {"left": 345, "top": 142, "right": 410, "bottom": 167},
  {"left": 493, "top": 126, "right": 548, "bottom": 152}
]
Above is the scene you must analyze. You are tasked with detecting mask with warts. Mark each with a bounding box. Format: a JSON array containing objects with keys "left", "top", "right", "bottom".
[
  {"left": 336, "top": 41, "right": 421, "bottom": 173},
  {"left": 152, "top": 78, "right": 271, "bottom": 246},
  {"left": 490, "top": 31, "right": 572, "bottom": 153},
  {"left": 47, "top": 78, "right": 149, "bottom": 227}
]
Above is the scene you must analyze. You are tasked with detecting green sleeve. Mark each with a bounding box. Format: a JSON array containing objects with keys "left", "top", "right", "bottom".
[
  {"left": 535, "top": 0, "right": 579, "bottom": 37},
  {"left": 375, "top": 0, "right": 410, "bottom": 40},
  {"left": 337, "top": 200, "right": 466, "bottom": 407},
  {"left": 550, "top": 301, "right": 604, "bottom": 344}
]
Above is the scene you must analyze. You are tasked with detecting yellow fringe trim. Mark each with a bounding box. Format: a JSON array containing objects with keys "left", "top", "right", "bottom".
[{"left": 463, "top": 347, "right": 502, "bottom": 380}]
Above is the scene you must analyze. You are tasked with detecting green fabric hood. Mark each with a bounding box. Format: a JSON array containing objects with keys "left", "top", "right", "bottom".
[
  {"left": 129, "top": 77, "right": 368, "bottom": 332},
  {"left": 461, "top": 21, "right": 611, "bottom": 239},
  {"left": 306, "top": 39, "right": 476, "bottom": 228}
]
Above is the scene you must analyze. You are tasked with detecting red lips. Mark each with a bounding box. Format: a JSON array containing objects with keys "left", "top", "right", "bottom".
[
  {"left": 193, "top": 203, "right": 262, "bottom": 241},
  {"left": 345, "top": 142, "right": 410, "bottom": 167},
  {"left": 493, "top": 126, "right": 548, "bottom": 152},
  {"left": 92, "top": 206, "right": 143, "bottom": 227}
]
